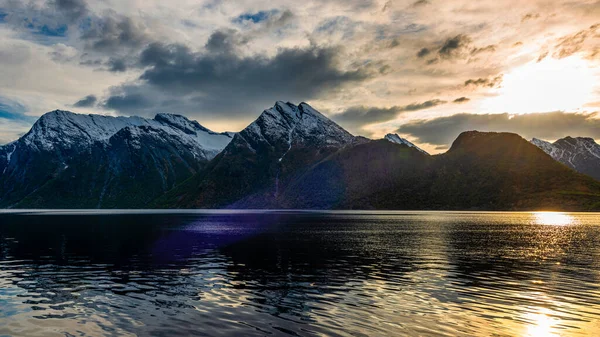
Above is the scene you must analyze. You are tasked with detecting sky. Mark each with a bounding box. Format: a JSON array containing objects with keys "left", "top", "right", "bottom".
[{"left": 0, "top": 0, "right": 598, "bottom": 153}]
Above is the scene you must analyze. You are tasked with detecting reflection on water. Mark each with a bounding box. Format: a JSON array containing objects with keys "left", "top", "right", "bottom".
[
  {"left": 533, "top": 212, "right": 577, "bottom": 226},
  {"left": 525, "top": 308, "right": 560, "bottom": 337},
  {"left": 0, "top": 211, "right": 599, "bottom": 336}
]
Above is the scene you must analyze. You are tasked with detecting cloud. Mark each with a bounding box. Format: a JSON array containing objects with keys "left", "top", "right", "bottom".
[
  {"left": 332, "top": 99, "right": 447, "bottom": 131},
  {"left": 412, "top": 0, "right": 430, "bottom": 6},
  {"left": 102, "top": 91, "right": 149, "bottom": 111},
  {"left": 0, "top": 118, "right": 32, "bottom": 145},
  {"left": 418, "top": 34, "right": 496, "bottom": 64},
  {"left": 471, "top": 44, "right": 496, "bottom": 55},
  {"left": 80, "top": 13, "right": 149, "bottom": 53},
  {"left": 98, "top": 33, "right": 376, "bottom": 117},
  {"left": 453, "top": 97, "right": 470, "bottom": 103},
  {"left": 0, "top": 97, "right": 30, "bottom": 122},
  {"left": 106, "top": 57, "right": 127, "bottom": 72},
  {"left": 521, "top": 13, "right": 540, "bottom": 22},
  {"left": 416, "top": 47, "right": 430, "bottom": 58},
  {"left": 315, "top": 16, "right": 361, "bottom": 39},
  {"left": 439, "top": 34, "right": 472, "bottom": 59},
  {"left": 397, "top": 112, "right": 600, "bottom": 147},
  {"left": 0, "top": 0, "right": 88, "bottom": 38},
  {"left": 204, "top": 29, "right": 248, "bottom": 54},
  {"left": 51, "top": 0, "right": 88, "bottom": 22},
  {"left": 464, "top": 75, "right": 503, "bottom": 88},
  {"left": 73, "top": 94, "right": 97, "bottom": 107},
  {"left": 553, "top": 24, "right": 599, "bottom": 59}
]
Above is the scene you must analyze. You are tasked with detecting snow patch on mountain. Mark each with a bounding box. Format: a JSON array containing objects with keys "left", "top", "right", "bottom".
[
  {"left": 18, "top": 110, "right": 233, "bottom": 160},
  {"left": 531, "top": 136, "right": 600, "bottom": 180},
  {"left": 385, "top": 134, "right": 428, "bottom": 154}
]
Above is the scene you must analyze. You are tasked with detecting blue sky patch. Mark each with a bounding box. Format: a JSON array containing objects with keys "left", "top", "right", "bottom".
[
  {"left": 234, "top": 9, "right": 279, "bottom": 24},
  {"left": 35, "top": 24, "right": 68, "bottom": 37},
  {"left": 0, "top": 98, "right": 33, "bottom": 123}
]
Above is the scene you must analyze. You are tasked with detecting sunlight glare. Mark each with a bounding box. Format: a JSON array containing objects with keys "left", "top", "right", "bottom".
[
  {"left": 533, "top": 212, "right": 575, "bottom": 226},
  {"left": 524, "top": 308, "right": 560, "bottom": 337},
  {"left": 482, "top": 56, "right": 596, "bottom": 114}
]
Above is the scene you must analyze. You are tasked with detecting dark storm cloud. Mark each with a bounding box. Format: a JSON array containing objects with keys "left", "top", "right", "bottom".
[
  {"left": 333, "top": 99, "right": 447, "bottom": 130},
  {"left": 464, "top": 75, "right": 503, "bottom": 88},
  {"left": 106, "top": 57, "right": 127, "bottom": 72},
  {"left": 137, "top": 41, "right": 372, "bottom": 96},
  {"left": 73, "top": 94, "right": 97, "bottom": 107},
  {"left": 81, "top": 14, "right": 149, "bottom": 52},
  {"left": 102, "top": 91, "right": 149, "bottom": 111},
  {"left": 100, "top": 30, "right": 376, "bottom": 116},
  {"left": 51, "top": 0, "right": 88, "bottom": 22},
  {"left": 397, "top": 112, "right": 600, "bottom": 147},
  {"left": 453, "top": 97, "right": 470, "bottom": 103},
  {"left": 204, "top": 29, "right": 248, "bottom": 53}
]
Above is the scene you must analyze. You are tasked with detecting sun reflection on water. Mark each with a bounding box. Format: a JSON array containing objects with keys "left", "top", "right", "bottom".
[
  {"left": 524, "top": 308, "right": 560, "bottom": 337},
  {"left": 532, "top": 212, "right": 576, "bottom": 226}
]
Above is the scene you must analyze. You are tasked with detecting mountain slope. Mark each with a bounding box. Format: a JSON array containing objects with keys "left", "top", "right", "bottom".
[
  {"left": 156, "top": 101, "right": 355, "bottom": 208},
  {"left": 0, "top": 110, "right": 233, "bottom": 208},
  {"left": 531, "top": 137, "right": 600, "bottom": 181},
  {"left": 284, "top": 131, "right": 600, "bottom": 210}
]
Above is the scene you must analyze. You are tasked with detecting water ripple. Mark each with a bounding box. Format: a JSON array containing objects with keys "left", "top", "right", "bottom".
[{"left": 0, "top": 211, "right": 599, "bottom": 336}]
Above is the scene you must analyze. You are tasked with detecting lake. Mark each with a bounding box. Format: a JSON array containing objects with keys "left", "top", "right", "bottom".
[{"left": 0, "top": 211, "right": 599, "bottom": 336}]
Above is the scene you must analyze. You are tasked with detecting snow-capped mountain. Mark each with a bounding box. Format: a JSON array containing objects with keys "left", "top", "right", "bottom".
[
  {"left": 18, "top": 110, "right": 231, "bottom": 159},
  {"left": 0, "top": 110, "right": 233, "bottom": 208},
  {"left": 235, "top": 101, "right": 354, "bottom": 156},
  {"left": 159, "top": 101, "right": 356, "bottom": 208},
  {"left": 384, "top": 133, "right": 428, "bottom": 154},
  {"left": 531, "top": 137, "right": 600, "bottom": 181}
]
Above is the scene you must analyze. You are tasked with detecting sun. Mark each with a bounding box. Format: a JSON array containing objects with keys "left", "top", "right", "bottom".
[{"left": 481, "top": 56, "right": 596, "bottom": 114}]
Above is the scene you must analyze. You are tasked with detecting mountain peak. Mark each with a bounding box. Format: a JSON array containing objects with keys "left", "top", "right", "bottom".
[
  {"left": 240, "top": 101, "right": 354, "bottom": 151},
  {"left": 384, "top": 133, "right": 428, "bottom": 154},
  {"left": 449, "top": 131, "right": 525, "bottom": 153},
  {"left": 532, "top": 136, "right": 600, "bottom": 180}
]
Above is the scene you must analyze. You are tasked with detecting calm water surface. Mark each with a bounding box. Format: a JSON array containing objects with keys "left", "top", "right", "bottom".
[{"left": 0, "top": 211, "right": 599, "bottom": 336}]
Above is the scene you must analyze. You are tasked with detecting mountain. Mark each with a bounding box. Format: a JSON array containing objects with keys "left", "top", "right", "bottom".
[
  {"left": 531, "top": 137, "right": 600, "bottom": 181},
  {"left": 3, "top": 104, "right": 600, "bottom": 211},
  {"left": 0, "top": 110, "right": 233, "bottom": 208},
  {"left": 156, "top": 101, "right": 356, "bottom": 208},
  {"left": 281, "top": 131, "right": 600, "bottom": 210},
  {"left": 384, "top": 133, "right": 428, "bottom": 154},
  {"left": 157, "top": 102, "right": 600, "bottom": 211}
]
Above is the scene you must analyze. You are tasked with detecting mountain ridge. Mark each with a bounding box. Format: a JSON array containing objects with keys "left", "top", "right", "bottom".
[
  {"left": 531, "top": 136, "right": 600, "bottom": 181},
  {"left": 0, "top": 110, "right": 234, "bottom": 208},
  {"left": 2, "top": 103, "right": 600, "bottom": 210}
]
